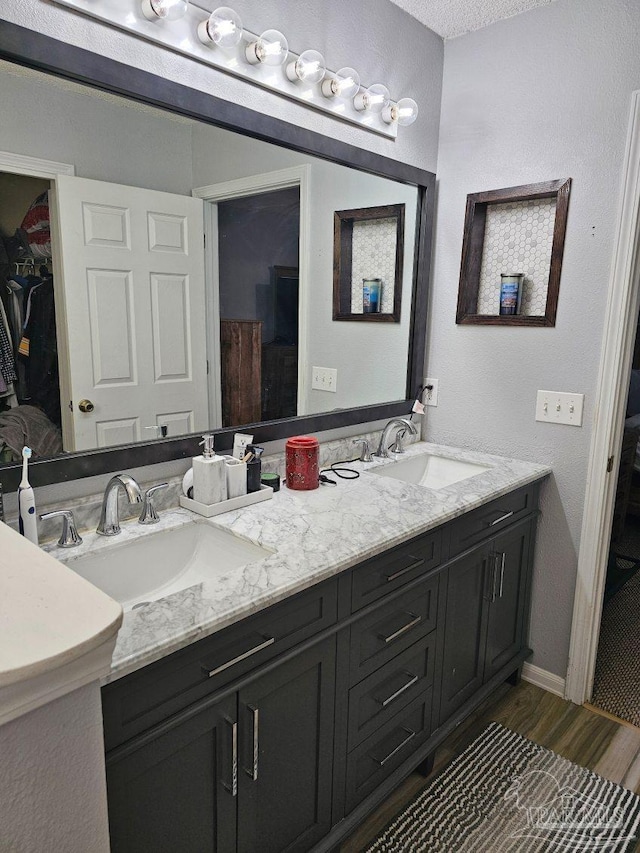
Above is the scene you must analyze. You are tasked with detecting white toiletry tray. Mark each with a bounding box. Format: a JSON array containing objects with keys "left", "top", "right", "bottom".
[{"left": 179, "top": 484, "right": 273, "bottom": 517}]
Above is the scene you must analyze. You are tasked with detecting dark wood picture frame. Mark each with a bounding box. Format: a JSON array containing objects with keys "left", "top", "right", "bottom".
[
  {"left": 456, "top": 178, "right": 572, "bottom": 326},
  {"left": 333, "top": 204, "right": 405, "bottom": 322}
]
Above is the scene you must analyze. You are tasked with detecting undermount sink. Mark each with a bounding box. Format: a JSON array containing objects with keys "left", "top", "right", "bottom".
[
  {"left": 66, "top": 522, "right": 271, "bottom": 610},
  {"left": 371, "top": 453, "right": 492, "bottom": 490}
]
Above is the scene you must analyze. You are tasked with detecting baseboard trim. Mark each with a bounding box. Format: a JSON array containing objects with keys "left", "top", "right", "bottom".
[{"left": 522, "top": 662, "right": 566, "bottom": 698}]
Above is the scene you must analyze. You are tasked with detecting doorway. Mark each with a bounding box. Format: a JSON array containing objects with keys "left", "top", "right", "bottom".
[
  {"left": 0, "top": 169, "right": 61, "bottom": 463},
  {"left": 217, "top": 186, "right": 300, "bottom": 426},
  {"left": 566, "top": 90, "right": 640, "bottom": 707}
]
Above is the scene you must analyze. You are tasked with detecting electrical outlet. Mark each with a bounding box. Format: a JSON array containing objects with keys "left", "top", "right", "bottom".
[
  {"left": 424, "top": 377, "right": 439, "bottom": 407},
  {"left": 312, "top": 366, "right": 338, "bottom": 393},
  {"left": 535, "top": 390, "right": 584, "bottom": 426}
]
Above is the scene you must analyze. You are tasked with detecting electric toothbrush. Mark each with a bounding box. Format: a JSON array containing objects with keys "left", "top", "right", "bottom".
[{"left": 18, "top": 446, "right": 38, "bottom": 545}]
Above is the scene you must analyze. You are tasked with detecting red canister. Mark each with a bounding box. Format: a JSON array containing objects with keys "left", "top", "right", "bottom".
[{"left": 285, "top": 436, "right": 319, "bottom": 491}]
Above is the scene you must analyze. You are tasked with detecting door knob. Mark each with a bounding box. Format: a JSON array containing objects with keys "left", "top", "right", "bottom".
[{"left": 78, "top": 399, "right": 95, "bottom": 413}]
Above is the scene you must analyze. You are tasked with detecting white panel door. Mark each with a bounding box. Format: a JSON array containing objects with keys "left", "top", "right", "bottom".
[{"left": 52, "top": 175, "right": 208, "bottom": 450}]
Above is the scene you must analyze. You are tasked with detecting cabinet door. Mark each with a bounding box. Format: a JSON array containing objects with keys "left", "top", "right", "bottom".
[
  {"left": 106, "top": 694, "right": 237, "bottom": 853},
  {"left": 484, "top": 518, "right": 532, "bottom": 681},
  {"left": 438, "top": 549, "right": 489, "bottom": 725},
  {"left": 237, "top": 637, "right": 336, "bottom": 853}
]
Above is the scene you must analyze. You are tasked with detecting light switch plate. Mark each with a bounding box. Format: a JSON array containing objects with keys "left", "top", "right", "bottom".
[
  {"left": 312, "top": 366, "right": 337, "bottom": 393},
  {"left": 535, "top": 390, "right": 584, "bottom": 426}
]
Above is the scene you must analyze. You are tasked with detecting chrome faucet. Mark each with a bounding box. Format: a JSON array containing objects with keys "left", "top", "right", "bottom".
[
  {"left": 374, "top": 418, "right": 418, "bottom": 459},
  {"left": 97, "top": 473, "right": 143, "bottom": 536}
]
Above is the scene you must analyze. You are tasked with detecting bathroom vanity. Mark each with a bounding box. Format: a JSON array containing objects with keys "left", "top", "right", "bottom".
[{"left": 62, "top": 443, "right": 550, "bottom": 853}]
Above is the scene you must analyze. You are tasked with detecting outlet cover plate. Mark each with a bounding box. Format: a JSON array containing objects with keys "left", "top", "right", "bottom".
[
  {"left": 535, "top": 390, "right": 584, "bottom": 426},
  {"left": 424, "top": 377, "right": 439, "bottom": 407}
]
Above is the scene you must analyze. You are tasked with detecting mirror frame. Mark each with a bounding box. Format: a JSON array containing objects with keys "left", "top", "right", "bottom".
[{"left": 0, "top": 19, "right": 435, "bottom": 490}]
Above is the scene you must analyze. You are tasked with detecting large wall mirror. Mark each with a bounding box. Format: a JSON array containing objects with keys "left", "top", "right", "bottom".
[{"left": 0, "top": 22, "right": 434, "bottom": 489}]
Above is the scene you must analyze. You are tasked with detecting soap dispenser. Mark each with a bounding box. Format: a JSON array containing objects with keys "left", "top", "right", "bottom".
[{"left": 192, "top": 434, "right": 227, "bottom": 505}]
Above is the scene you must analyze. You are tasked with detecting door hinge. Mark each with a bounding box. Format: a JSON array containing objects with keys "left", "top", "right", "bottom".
[
  {"left": 69, "top": 400, "right": 73, "bottom": 412},
  {"left": 206, "top": 359, "right": 210, "bottom": 375},
  {"left": 204, "top": 232, "right": 206, "bottom": 248},
  {"left": 606, "top": 455, "right": 614, "bottom": 473}
]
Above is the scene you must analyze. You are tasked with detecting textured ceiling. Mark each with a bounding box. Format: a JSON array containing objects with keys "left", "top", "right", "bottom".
[{"left": 388, "top": 0, "right": 557, "bottom": 39}]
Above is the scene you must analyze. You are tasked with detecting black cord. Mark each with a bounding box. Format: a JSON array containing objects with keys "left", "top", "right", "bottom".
[{"left": 319, "top": 456, "right": 361, "bottom": 484}]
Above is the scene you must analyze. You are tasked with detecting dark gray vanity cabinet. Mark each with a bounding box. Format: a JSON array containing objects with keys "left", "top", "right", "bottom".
[
  {"left": 106, "top": 639, "right": 336, "bottom": 853},
  {"left": 101, "top": 480, "right": 541, "bottom": 853},
  {"left": 106, "top": 694, "right": 237, "bottom": 853},
  {"left": 438, "top": 514, "right": 535, "bottom": 725},
  {"left": 235, "top": 638, "right": 337, "bottom": 853}
]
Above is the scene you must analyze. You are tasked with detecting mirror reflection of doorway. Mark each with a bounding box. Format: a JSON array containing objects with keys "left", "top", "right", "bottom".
[{"left": 217, "top": 187, "right": 300, "bottom": 427}]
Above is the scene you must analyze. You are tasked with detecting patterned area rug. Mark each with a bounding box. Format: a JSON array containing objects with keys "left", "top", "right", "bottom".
[
  {"left": 366, "top": 722, "right": 640, "bottom": 852},
  {"left": 592, "top": 569, "right": 640, "bottom": 728}
]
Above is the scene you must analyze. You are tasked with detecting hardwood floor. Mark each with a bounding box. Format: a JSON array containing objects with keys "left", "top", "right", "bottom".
[{"left": 340, "top": 681, "right": 640, "bottom": 851}]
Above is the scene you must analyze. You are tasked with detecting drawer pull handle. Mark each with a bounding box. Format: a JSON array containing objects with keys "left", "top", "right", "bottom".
[
  {"left": 488, "top": 510, "right": 514, "bottom": 527},
  {"left": 202, "top": 635, "right": 275, "bottom": 678},
  {"left": 498, "top": 552, "right": 506, "bottom": 598},
  {"left": 385, "top": 556, "right": 425, "bottom": 583},
  {"left": 222, "top": 717, "right": 238, "bottom": 797},
  {"left": 244, "top": 704, "right": 259, "bottom": 781},
  {"left": 372, "top": 727, "right": 416, "bottom": 767},
  {"left": 379, "top": 613, "right": 422, "bottom": 644},
  {"left": 378, "top": 672, "right": 419, "bottom": 707}
]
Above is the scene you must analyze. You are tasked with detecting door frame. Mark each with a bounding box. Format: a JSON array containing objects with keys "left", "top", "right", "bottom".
[
  {"left": 193, "top": 165, "right": 311, "bottom": 422},
  {"left": 0, "top": 149, "right": 75, "bottom": 445},
  {"left": 566, "top": 90, "right": 640, "bottom": 704}
]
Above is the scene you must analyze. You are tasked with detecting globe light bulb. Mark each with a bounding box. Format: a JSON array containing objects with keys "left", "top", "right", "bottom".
[
  {"left": 383, "top": 97, "right": 419, "bottom": 126},
  {"left": 245, "top": 29, "right": 289, "bottom": 66},
  {"left": 286, "top": 49, "right": 326, "bottom": 84},
  {"left": 141, "top": 0, "right": 189, "bottom": 21},
  {"left": 354, "top": 83, "right": 390, "bottom": 113},
  {"left": 321, "top": 66, "right": 360, "bottom": 99},
  {"left": 197, "top": 7, "right": 243, "bottom": 48}
]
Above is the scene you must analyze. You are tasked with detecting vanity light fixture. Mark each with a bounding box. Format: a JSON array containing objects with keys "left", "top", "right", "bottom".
[
  {"left": 382, "top": 97, "right": 419, "bottom": 126},
  {"left": 55, "top": 0, "right": 418, "bottom": 138},
  {"left": 286, "top": 50, "right": 326, "bottom": 84},
  {"left": 245, "top": 29, "right": 289, "bottom": 66},
  {"left": 197, "top": 6, "right": 243, "bottom": 48},
  {"left": 321, "top": 66, "right": 360, "bottom": 99},
  {"left": 141, "top": 0, "right": 189, "bottom": 21},
  {"left": 353, "top": 83, "right": 390, "bottom": 113}
]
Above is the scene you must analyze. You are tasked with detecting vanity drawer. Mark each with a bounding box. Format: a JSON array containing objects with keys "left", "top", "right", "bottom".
[
  {"left": 102, "top": 578, "right": 338, "bottom": 751},
  {"left": 448, "top": 483, "right": 538, "bottom": 558},
  {"left": 348, "top": 575, "right": 439, "bottom": 685},
  {"left": 347, "top": 631, "right": 436, "bottom": 750},
  {"left": 351, "top": 529, "right": 442, "bottom": 612},
  {"left": 345, "top": 691, "right": 433, "bottom": 814}
]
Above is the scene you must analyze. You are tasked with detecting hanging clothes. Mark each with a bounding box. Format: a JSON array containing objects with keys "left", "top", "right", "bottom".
[
  {"left": 0, "top": 296, "right": 17, "bottom": 386},
  {"left": 0, "top": 298, "right": 18, "bottom": 410},
  {"left": 18, "top": 274, "right": 60, "bottom": 426}
]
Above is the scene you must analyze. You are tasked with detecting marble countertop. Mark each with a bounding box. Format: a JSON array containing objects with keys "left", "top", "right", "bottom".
[{"left": 48, "top": 442, "right": 551, "bottom": 684}]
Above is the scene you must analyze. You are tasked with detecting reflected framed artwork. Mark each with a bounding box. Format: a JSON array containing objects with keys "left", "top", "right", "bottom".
[{"left": 333, "top": 203, "right": 405, "bottom": 322}]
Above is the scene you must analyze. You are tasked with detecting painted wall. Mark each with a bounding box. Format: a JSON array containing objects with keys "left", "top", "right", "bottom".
[
  {"left": 0, "top": 60, "right": 194, "bottom": 194},
  {"left": 427, "top": 0, "right": 640, "bottom": 678},
  {"left": 217, "top": 187, "right": 300, "bottom": 343},
  {"left": 0, "top": 682, "right": 111, "bottom": 852}
]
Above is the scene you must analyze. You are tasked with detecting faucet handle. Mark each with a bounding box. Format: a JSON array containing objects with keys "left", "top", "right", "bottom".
[
  {"left": 394, "top": 428, "right": 408, "bottom": 454},
  {"left": 138, "top": 482, "right": 169, "bottom": 525},
  {"left": 40, "top": 510, "right": 83, "bottom": 548},
  {"left": 352, "top": 438, "right": 372, "bottom": 462}
]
